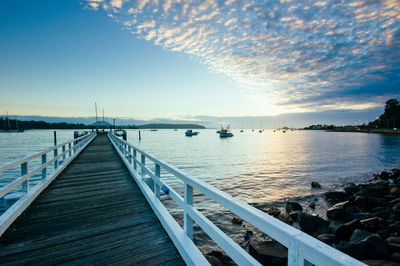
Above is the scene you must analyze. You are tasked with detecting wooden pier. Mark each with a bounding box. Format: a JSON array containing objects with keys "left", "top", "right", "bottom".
[{"left": 0, "top": 134, "right": 184, "bottom": 265}]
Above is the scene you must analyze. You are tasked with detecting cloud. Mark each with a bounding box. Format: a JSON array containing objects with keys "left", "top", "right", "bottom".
[{"left": 84, "top": 0, "right": 400, "bottom": 113}]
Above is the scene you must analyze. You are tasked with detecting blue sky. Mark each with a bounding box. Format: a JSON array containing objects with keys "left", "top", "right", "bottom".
[{"left": 1, "top": 0, "right": 399, "bottom": 125}]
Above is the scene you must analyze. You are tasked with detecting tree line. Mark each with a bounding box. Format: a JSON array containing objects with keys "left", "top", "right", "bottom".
[{"left": 368, "top": 99, "right": 400, "bottom": 129}]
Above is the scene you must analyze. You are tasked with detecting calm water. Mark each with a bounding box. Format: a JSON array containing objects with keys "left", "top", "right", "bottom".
[
  {"left": 1, "top": 129, "right": 400, "bottom": 202},
  {"left": 1, "top": 129, "right": 400, "bottom": 251}
]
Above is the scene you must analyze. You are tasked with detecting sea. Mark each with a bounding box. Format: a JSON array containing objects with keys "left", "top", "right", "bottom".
[{"left": 1, "top": 129, "right": 400, "bottom": 252}]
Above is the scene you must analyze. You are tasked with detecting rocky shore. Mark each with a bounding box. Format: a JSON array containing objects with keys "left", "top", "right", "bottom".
[{"left": 207, "top": 169, "right": 400, "bottom": 265}]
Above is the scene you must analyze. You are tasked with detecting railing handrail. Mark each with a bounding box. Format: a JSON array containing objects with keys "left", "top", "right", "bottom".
[
  {"left": 0, "top": 132, "right": 96, "bottom": 236},
  {"left": 108, "top": 132, "right": 365, "bottom": 266},
  {"left": 0, "top": 133, "right": 93, "bottom": 174}
]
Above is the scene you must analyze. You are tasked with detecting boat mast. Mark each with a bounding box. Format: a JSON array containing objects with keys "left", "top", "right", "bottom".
[{"left": 95, "top": 102, "right": 98, "bottom": 123}]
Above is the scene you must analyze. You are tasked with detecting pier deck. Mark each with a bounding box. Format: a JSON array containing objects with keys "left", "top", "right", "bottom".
[{"left": 0, "top": 134, "right": 184, "bottom": 265}]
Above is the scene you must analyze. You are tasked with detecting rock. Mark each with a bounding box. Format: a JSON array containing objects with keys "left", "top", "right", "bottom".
[
  {"left": 265, "top": 206, "right": 281, "bottom": 218},
  {"left": 297, "top": 212, "right": 329, "bottom": 235},
  {"left": 357, "top": 182, "right": 390, "bottom": 198},
  {"left": 374, "top": 171, "right": 391, "bottom": 180},
  {"left": 390, "top": 187, "right": 400, "bottom": 196},
  {"left": 350, "top": 229, "right": 374, "bottom": 243},
  {"left": 317, "top": 234, "right": 336, "bottom": 245},
  {"left": 335, "top": 240, "right": 366, "bottom": 259},
  {"left": 393, "top": 203, "right": 400, "bottom": 214},
  {"left": 388, "top": 198, "right": 400, "bottom": 207},
  {"left": 388, "top": 242, "right": 400, "bottom": 254},
  {"left": 392, "top": 169, "right": 400, "bottom": 179},
  {"left": 325, "top": 191, "right": 349, "bottom": 203},
  {"left": 354, "top": 196, "right": 377, "bottom": 212},
  {"left": 277, "top": 213, "right": 293, "bottom": 225},
  {"left": 207, "top": 251, "right": 235, "bottom": 266},
  {"left": 327, "top": 201, "right": 349, "bottom": 221},
  {"left": 387, "top": 237, "right": 400, "bottom": 244},
  {"left": 377, "top": 230, "right": 390, "bottom": 240},
  {"left": 285, "top": 201, "right": 302, "bottom": 213},
  {"left": 231, "top": 216, "right": 243, "bottom": 225},
  {"left": 206, "top": 255, "right": 223, "bottom": 266},
  {"left": 329, "top": 221, "right": 343, "bottom": 233},
  {"left": 392, "top": 253, "right": 400, "bottom": 262},
  {"left": 360, "top": 217, "right": 382, "bottom": 231},
  {"left": 249, "top": 240, "right": 288, "bottom": 266},
  {"left": 344, "top": 182, "right": 358, "bottom": 194},
  {"left": 244, "top": 230, "right": 253, "bottom": 240},
  {"left": 334, "top": 219, "right": 360, "bottom": 241},
  {"left": 311, "top": 181, "right": 321, "bottom": 188},
  {"left": 345, "top": 212, "right": 376, "bottom": 222},
  {"left": 372, "top": 206, "right": 392, "bottom": 219},
  {"left": 362, "top": 259, "right": 400, "bottom": 266},
  {"left": 362, "top": 235, "right": 389, "bottom": 259},
  {"left": 337, "top": 235, "right": 389, "bottom": 259},
  {"left": 309, "top": 202, "right": 316, "bottom": 209}
]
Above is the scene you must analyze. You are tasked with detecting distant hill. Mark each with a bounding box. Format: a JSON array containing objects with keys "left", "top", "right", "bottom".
[{"left": 138, "top": 123, "right": 205, "bottom": 129}]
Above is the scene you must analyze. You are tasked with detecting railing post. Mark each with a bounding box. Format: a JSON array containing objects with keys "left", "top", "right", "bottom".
[
  {"left": 141, "top": 154, "right": 146, "bottom": 178},
  {"left": 54, "top": 148, "right": 58, "bottom": 169},
  {"left": 68, "top": 143, "right": 72, "bottom": 157},
  {"left": 21, "top": 162, "right": 29, "bottom": 192},
  {"left": 62, "top": 145, "right": 66, "bottom": 163},
  {"left": 154, "top": 164, "right": 161, "bottom": 199},
  {"left": 133, "top": 149, "right": 137, "bottom": 170},
  {"left": 128, "top": 146, "right": 132, "bottom": 163},
  {"left": 41, "top": 154, "right": 47, "bottom": 179},
  {"left": 288, "top": 240, "right": 302, "bottom": 266},
  {"left": 184, "top": 183, "right": 193, "bottom": 240}
]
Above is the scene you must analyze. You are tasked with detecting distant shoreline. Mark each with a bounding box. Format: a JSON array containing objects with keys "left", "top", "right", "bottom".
[{"left": 327, "top": 128, "right": 400, "bottom": 135}]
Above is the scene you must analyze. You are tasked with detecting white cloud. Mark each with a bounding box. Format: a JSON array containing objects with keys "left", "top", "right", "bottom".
[{"left": 84, "top": 0, "right": 400, "bottom": 112}]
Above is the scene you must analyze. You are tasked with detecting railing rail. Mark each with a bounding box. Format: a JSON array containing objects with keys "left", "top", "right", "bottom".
[
  {"left": 0, "top": 132, "right": 96, "bottom": 236},
  {"left": 108, "top": 132, "right": 365, "bottom": 266}
]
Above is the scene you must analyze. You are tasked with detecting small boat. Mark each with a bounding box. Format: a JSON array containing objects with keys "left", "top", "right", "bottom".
[
  {"left": 150, "top": 129, "right": 158, "bottom": 131},
  {"left": 218, "top": 127, "right": 233, "bottom": 138},
  {"left": 240, "top": 130, "right": 244, "bottom": 133},
  {"left": 185, "top": 129, "right": 199, "bottom": 136}
]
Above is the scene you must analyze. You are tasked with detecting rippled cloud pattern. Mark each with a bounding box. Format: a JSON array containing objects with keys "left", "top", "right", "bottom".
[{"left": 85, "top": 0, "right": 400, "bottom": 111}]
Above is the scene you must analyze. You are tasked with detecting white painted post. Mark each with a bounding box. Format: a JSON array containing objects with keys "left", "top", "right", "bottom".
[
  {"left": 154, "top": 164, "right": 161, "bottom": 199},
  {"left": 62, "top": 145, "right": 66, "bottom": 163},
  {"left": 133, "top": 149, "right": 137, "bottom": 170},
  {"left": 54, "top": 148, "right": 58, "bottom": 169},
  {"left": 41, "top": 154, "right": 47, "bottom": 179},
  {"left": 184, "top": 183, "right": 194, "bottom": 240},
  {"left": 68, "top": 143, "right": 72, "bottom": 157},
  {"left": 288, "top": 248, "right": 302, "bottom": 266},
  {"left": 141, "top": 154, "right": 146, "bottom": 178},
  {"left": 21, "top": 162, "right": 28, "bottom": 192}
]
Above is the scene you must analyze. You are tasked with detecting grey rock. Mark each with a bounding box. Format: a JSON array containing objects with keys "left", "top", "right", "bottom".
[
  {"left": 327, "top": 201, "right": 349, "bottom": 221},
  {"left": 249, "top": 240, "right": 288, "bottom": 266},
  {"left": 350, "top": 229, "right": 374, "bottom": 243},
  {"left": 325, "top": 191, "right": 349, "bottom": 203},
  {"left": 285, "top": 201, "right": 303, "bottom": 213},
  {"left": 297, "top": 212, "right": 329, "bottom": 236},
  {"left": 317, "top": 234, "right": 336, "bottom": 245},
  {"left": 265, "top": 206, "right": 281, "bottom": 218},
  {"left": 344, "top": 183, "right": 358, "bottom": 194},
  {"left": 311, "top": 181, "right": 321, "bottom": 188}
]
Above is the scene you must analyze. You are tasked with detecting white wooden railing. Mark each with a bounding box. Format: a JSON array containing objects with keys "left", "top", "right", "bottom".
[
  {"left": 0, "top": 132, "right": 96, "bottom": 236},
  {"left": 108, "top": 132, "right": 365, "bottom": 266}
]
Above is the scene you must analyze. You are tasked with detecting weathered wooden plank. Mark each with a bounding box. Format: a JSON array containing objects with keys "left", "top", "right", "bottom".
[{"left": 0, "top": 134, "right": 184, "bottom": 265}]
